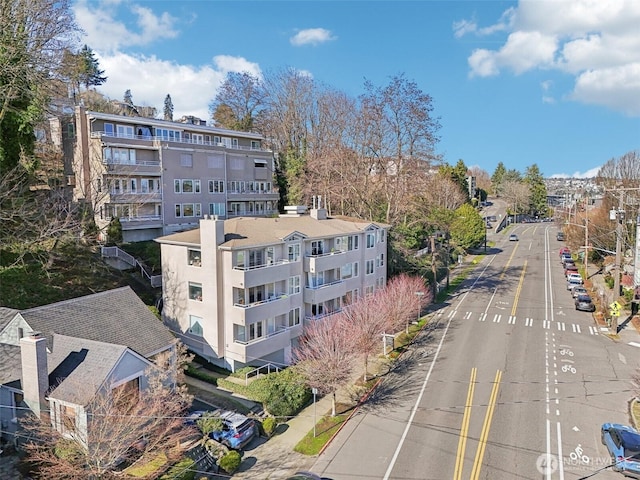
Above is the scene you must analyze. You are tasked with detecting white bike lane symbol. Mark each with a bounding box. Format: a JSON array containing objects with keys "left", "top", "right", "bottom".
[
  {"left": 569, "top": 444, "right": 590, "bottom": 464},
  {"left": 559, "top": 347, "right": 574, "bottom": 357}
]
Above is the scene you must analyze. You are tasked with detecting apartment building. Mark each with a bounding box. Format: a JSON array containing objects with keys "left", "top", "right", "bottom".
[
  {"left": 71, "top": 106, "right": 278, "bottom": 242},
  {"left": 156, "top": 203, "right": 389, "bottom": 371}
]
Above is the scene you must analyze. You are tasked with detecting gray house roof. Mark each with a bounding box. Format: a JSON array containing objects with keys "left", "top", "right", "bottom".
[
  {"left": 47, "top": 334, "right": 148, "bottom": 405},
  {"left": 157, "top": 214, "right": 389, "bottom": 249},
  {"left": 0, "top": 307, "right": 18, "bottom": 332},
  {"left": 0, "top": 343, "right": 21, "bottom": 386},
  {"left": 19, "top": 287, "right": 175, "bottom": 358}
]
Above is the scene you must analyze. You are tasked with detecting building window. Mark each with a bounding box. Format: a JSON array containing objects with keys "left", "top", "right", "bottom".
[
  {"left": 232, "top": 138, "right": 238, "bottom": 148},
  {"left": 311, "top": 240, "right": 324, "bottom": 256},
  {"left": 377, "top": 253, "right": 384, "bottom": 267},
  {"left": 366, "top": 259, "right": 374, "bottom": 275},
  {"left": 208, "top": 180, "right": 224, "bottom": 193},
  {"left": 175, "top": 203, "right": 201, "bottom": 218},
  {"left": 189, "top": 315, "right": 203, "bottom": 336},
  {"left": 365, "top": 285, "right": 375, "bottom": 296},
  {"left": 188, "top": 249, "right": 201, "bottom": 266},
  {"left": 288, "top": 276, "right": 301, "bottom": 295},
  {"left": 377, "top": 230, "right": 386, "bottom": 242},
  {"left": 182, "top": 179, "right": 194, "bottom": 193},
  {"left": 62, "top": 405, "right": 76, "bottom": 431},
  {"left": 251, "top": 140, "right": 261, "bottom": 150},
  {"left": 254, "top": 159, "right": 267, "bottom": 168},
  {"left": 248, "top": 321, "right": 263, "bottom": 341},
  {"left": 288, "top": 308, "right": 301, "bottom": 327},
  {"left": 349, "top": 235, "right": 359, "bottom": 250},
  {"left": 104, "top": 123, "right": 114, "bottom": 136},
  {"left": 366, "top": 232, "right": 375, "bottom": 248},
  {"left": 341, "top": 263, "right": 353, "bottom": 279},
  {"left": 117, "top": 125, "right": 134, "bottom": 138},
  {"left": 189, "top": 283, "right": 202, "bottom": 301},
  {"left": 180, "top": 154, "right": 193, "bottom": 167},
  {"left": 209, "top": 203, "right": 225, "bottom": 216},
  {"left": 288, "top": 243, "right": 300, "bottom": 262}
]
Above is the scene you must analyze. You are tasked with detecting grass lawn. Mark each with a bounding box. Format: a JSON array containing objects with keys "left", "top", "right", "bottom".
[{"left": 294, "top": 404, "right": 353, "bottom": 456}]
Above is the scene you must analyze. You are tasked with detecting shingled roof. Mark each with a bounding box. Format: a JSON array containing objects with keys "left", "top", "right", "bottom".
[
  {"left": 47, "top": 334, "right": 150, "bottom": 405},
  {"left": 18, "top": 287, "right": 175, "bottom": 358},
  {"left": 157, "top": 215, "right": 388, "bottom": 249}
]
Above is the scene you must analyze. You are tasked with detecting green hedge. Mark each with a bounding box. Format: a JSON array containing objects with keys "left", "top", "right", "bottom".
[{"left": 185, "top": 365, "right": 218, "bottom": 385}]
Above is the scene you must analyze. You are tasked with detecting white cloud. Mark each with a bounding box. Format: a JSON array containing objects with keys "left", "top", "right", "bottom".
[
  {"left": 550, "top": 166, "right": 601, "bottom": 178},
  {"left": 459, "top": 0, "right": 640, "bottom": 115},
  {"left": 541, "top": 80, "right": 555, "bottom": 104},
  {"left": 95, "top": 52, "right": 259, "bottom": 121},
  {"left": 290, "top": 28, "right": 336, "bottom": 46},
  {"left": 73, "top": 0, "right": 179, "bottom": 53}
]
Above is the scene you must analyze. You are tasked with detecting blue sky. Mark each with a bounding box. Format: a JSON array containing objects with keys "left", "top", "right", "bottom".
[{"left": 72, "top": 0, "right": 640, "bottom": 179}]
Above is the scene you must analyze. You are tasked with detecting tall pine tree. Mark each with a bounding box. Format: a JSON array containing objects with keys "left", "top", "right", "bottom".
[{"left": 163, "top": 94, "right": 174, "bottom": 121}]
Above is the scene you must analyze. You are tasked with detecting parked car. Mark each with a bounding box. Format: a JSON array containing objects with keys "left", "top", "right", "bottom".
[
  {"left": 557, "top": 232, "right": 565, "bottom": 241},
  {"left": 561, "top": 254, "right": 573, "bottom": 265},
  {"left": 567, "top": 278, "right": 583, "bottom": 291},
  {"left": 571, "top": 286, "right": 588, "bottom": 298},
  {"left": 601, "top": 423, "right": 640, "bottom": 477},
  {"left": 286, "top": 473, "right": 323, "bottom": 480},
  {"left": 559, "top": 247, "right": 570, "bottom": 257},
  {"left": 509, "top": 234, "right": 518, "bottom": 241},
  {"left": 565, "top": 265, "right": 579, "bottom": 277},
  {"left": 567, "top": 273, "right": 583, "bottom": 284},
  {"left": 209, "top": 410, "right": 257, "bottom": 450},
  {"left": 575, "top": 295, "right": 595, "bottom": 312}
]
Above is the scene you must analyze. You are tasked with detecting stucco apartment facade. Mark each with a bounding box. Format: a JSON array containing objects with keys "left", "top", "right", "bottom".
[
  {"left": 70, "top": 106, "right": 278, "bottom": 242},
  {"left": 156, "top": 204, "right": 389, "bottom": 371}
]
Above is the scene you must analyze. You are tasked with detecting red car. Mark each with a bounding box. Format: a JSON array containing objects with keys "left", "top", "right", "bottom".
[{"left": 559, "top": 247, "right": 570, "bottom": 257}]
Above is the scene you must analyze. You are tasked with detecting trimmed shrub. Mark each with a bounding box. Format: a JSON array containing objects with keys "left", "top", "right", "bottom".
[
  {"left": 218, "top": 450, "right": 241, "bottom": 474},
  {"left": 261, "top": 416, "right": 277, "bottom": 437}
]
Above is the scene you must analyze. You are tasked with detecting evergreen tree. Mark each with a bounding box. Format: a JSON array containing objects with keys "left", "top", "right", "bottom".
[
  {"left": 78, "top": 45, "right": 107, "bottom": 89},
  {"left": 524, "top": 163, "right": 548, "bottom": 217},
  {"left": 124, "top": 89, "right": 133, "bottom": 105},
  {"left": 163, "top": 94, "right": 174, "bottom": 121},
  {"left": 491, "top": 162, "right": 506, "bottom": 195}
]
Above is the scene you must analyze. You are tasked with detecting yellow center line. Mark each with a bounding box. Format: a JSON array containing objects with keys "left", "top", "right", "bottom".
[
  {"left": 511, "top": 260, "right": 528, "bottom": 316},
  {"left": 453, "top": 368, "right": 477, "bottom": 480},
  {"left": 499, "top": 242, "right": 519, "bottom": 281},
  {"left": 470, "top": 370, "right": 502, "bottom": 480}
]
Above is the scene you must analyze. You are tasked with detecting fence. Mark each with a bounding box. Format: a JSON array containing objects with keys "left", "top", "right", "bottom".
[{"left": 101, "top": 246, "right": 162, "bottom": 288}]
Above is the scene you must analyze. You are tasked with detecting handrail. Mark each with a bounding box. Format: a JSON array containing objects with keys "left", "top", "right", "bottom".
[{"left": 101, "top": 246, "right": 162, "bottom": 288}]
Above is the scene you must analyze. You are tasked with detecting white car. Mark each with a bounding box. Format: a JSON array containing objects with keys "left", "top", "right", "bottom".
[
  {"left": 567, "top": 278, "right": 583, "bottom": 291},
  {"left": 567, "top": 273, "right": 583, "bottom": 284},
  {"left": 571, "top": 286, "right": 588, "bottom": 298}
]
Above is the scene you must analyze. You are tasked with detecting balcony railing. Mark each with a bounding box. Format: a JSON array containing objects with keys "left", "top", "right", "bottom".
[
  {"left": 92, "top": 131, "right": 271, "bottom": 152},
  {"left": 304, "top": 309, "right": 342, "bottom": 322},
  {"left": 234, "top": 325, "right": 290, "bottom": 345},
  {"left": 306, "top": 279, "right": 343, "bottom": 290},
  {"left": 233, "top": 259, "right": 289, "bottom": 271},
  {"left": 234, "top": 292, "right": 288, "bottom": 308}
]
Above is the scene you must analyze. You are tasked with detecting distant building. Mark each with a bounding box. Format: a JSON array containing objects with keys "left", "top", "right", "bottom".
[
  {"left": 156, "top": 200, "right": 389, "bottom": 371},
  {"left": 69, "top": 106, "right": 278, "bottom": 242}
]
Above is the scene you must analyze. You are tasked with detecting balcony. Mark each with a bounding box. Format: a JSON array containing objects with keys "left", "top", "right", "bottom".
[
  {"left": 92, "top": 131, "right": 272, "bottom": 152},
  {"left": 119, "top": 215, "right": 163, "bottom": 230},
  {"left": 228, "top": 325, "right": 297, "bottom": 364},
  {"left": 305, "top": 250, "right": 346, "bottom": 273},
  {"left": 233, "top": 293, "right": 290, "bottom": 324},
  {"left": 229, "top": 260, "right": 294, "bottom": 288},
  {"left": 303, "top": 279, "right": 345, "bottom": 305},
  {"left": 104, "top": 160, "right": 161, "bottom": 175},
  {"left": 109, "top": 192, "right": 162, "bottom": 203}
]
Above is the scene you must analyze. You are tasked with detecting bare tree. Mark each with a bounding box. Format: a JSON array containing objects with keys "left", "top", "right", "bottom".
[
  {"left": 341, "top": 294, "right": 388, "bottom": 382},
  {"left": 293, "top": 315, "right": 356, "bottom": 416},
  {"left": 382, "top": 274, "right": 431, "bottom": 335},
  {"left": 210, "top": 71, "right": 266, "bottom": 131},
  {"left": 0, "top": 164, "right": 81, "bottom": 269},
  {"left": 21, "top": 360, "right": 195, "bottom": 479}
]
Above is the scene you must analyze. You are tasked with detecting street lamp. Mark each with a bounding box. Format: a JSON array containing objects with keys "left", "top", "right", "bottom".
[{"left": 414, "top": 291, "right": 425, "bottom": 332}]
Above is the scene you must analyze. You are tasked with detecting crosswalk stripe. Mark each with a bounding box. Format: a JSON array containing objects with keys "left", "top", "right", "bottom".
[
  {"left": 525, "top": 318, "right": 533, "bottom": 327},
  {"left": 572, "top": 324, "right": 581, "bottom": 333},
  {"left": 479, "top": 313, "right": 486, "bottom": 322},
  {"left": 557, "top": 322, "right": 565, "bottom": 331},
  {"left": 543, "top": 320, "right": 550, "bottom": 329},
  {"left": 493, "top": 314, "right": 501, "bottom": 323},
  {"left": 508, "top": 315, "right": 516, "bottom": 324}
]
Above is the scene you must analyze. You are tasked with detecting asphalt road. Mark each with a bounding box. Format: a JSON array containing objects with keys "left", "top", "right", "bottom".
[{"left": 313, "top": 222, "right": 639, "bottom": 479}]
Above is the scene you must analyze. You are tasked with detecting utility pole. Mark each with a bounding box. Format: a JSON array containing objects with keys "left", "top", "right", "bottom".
[
  {"left": 611, "top": 192, "right": 624, "bottom": 334},
  {"left": 431, "top": 235, "right": 437, "bottom": 299}
]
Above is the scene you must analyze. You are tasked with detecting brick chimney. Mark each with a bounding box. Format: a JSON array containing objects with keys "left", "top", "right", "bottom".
[{"left": 20, "top": 332, "right": 49, "bottom": 418}]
